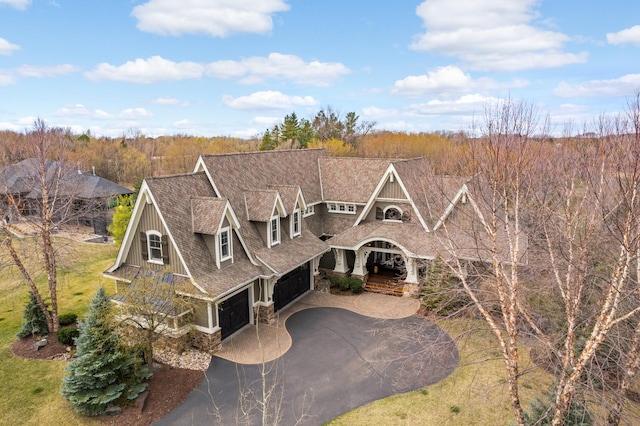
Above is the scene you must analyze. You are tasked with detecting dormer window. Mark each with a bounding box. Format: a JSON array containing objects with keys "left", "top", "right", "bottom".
[
  {"left": 270, "top": 216, "right": 280, "bottom": 246},
  {"left": 141, "top": 230, "right": 168, "bottom": 264},
  {"left": 219, "top": 227, "right": 232, "bottom": 261},
  {"left": 292, "top": 209, "right": 301, "bottom": 237},
  {"left": 303, "top": 205, "right": 314, "bottom": 216},
  {"left": 149, "top": 232, "right": 162, "bottom": 261}
]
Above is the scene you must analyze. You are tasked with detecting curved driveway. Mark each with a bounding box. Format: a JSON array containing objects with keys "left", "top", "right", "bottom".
[{"left": 158, "top": 306, "right": 459, "bottom": 425}]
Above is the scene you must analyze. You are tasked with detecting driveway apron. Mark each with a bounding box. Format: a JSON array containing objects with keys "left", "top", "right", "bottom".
[{"left": 156, "top": 307, "right": 459, "bottom": 425}]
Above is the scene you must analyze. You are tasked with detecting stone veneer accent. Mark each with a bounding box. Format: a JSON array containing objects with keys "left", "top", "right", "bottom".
[
  {"left": 154, "top": 333, "right": 189, "bottom": 354},
  {"left": 254, "top": 303, "right": 275, "bottom": 325},
  {"left": 191, "top": 329, "right": 222, "bottom": 355}
]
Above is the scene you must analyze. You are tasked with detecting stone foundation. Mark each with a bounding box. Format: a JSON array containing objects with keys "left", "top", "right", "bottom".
[
  {"left": 191, "top": 329, "right": 222, "bottom": 355},
  {"left": 154, "top": 332, "right": 189, "bottom": 354},
  {"left": 254, "top": 303, "right": 275, "bottom": 325}
]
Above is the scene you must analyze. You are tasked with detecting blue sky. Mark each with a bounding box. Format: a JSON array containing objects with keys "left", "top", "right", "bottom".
[{"left": 1, "top": 0, "right": 640, "bottom": 138}]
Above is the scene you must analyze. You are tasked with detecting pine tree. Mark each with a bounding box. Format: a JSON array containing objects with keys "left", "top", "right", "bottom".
[
  {"left": 61, "top": 288, "right": 150, "bottom": 416},
  {"left": 16, "top": 291, "right": 49, "bottom": 338}
]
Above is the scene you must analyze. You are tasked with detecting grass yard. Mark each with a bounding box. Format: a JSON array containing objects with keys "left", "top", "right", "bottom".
[
  {"left": 1, "top": 237, "right": 556, "bottom": 426},
  {"left": 0, "top": 237, "right": 117, "bottom": 426},
  {"left": 328, "top": 318, "right": 554, "bottom": 426}
]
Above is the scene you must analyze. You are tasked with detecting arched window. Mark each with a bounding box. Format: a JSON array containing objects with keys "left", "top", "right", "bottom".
[{"left": 383, "top": 206, "right": 402, "bottom": 222}]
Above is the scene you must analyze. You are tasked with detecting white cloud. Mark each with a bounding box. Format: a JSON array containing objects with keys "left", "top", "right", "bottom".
[
  {"left": 364, "top": 94, "right": 495, "bottom": 123},
  {"left": 206, "top": 53, "right": 350, "bottom": 86},
  {"left": 0, "top": 37, "right": 19, "bottom": 55},
  {"left": 554, "top": 74, "right": 640, "bottom": 98},
  {"left": 132, "top": 0, "right": 290, "bottom": 37},
  {"left": 85, "top": 56, "right": 204, "bottom": 84},
  {"left": 174, "top": 119, "right": 192, "bottom": 128},
  {"left": 0, "top": 0, "right": 30, "bottom": 10},
  {"left": 222, "top": 91, "right": 319, "bottom": 110},
  {"left": 55, "top": 104, "right": 153, "bottom": 120},
  {"left": 391, "top": 65, "right": 528, "bottom": 99},
  {"left": 411, "top": 0, "right": 587, "bottom": 71},
  {"left": 16, "top": 64, "right": 78, "bottom": 78},
  {"left": 607, "top": 25, "right": 640, "bottom": 46},
  {"left": 251, "top": 116, "right": 281, "bottom": 126},
  {"left": 152, "top": 97, "right": 189, "bottom": 106},
  {"left": 119, "top": 108, "right": 153, "bottom": 119},
  {"left": 0, "top": 71, "right": 16, "bottom": 85}
]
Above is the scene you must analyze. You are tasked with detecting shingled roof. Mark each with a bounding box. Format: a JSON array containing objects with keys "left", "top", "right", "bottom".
[
  {"left": 0, "top": 158, "right": 132, "bottom": 199},
  {"left": 144, "top": 172, "right": 265, "bottom": 296},
  {"left": 199, "top": 150, "right": 330, "bottom": 274}
]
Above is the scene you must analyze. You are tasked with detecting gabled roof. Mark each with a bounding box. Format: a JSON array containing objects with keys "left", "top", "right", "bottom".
[
  {"left": 267, "top": 184, "right": 304, "bottom": 213},
  {"left": 319, "top": 157, "right": 390, "bottom": 202},
  {"left": 191, "top": 197, "right": 234, "bottom": 234},
  {"left": 198, "top": 150, "right": 330, "bottom": 270},
  {"left": 244, "top": 190, "right": 282, "bottom": 222}
]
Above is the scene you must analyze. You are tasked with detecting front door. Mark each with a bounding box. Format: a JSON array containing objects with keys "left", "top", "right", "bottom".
[{"left": 218, "top": 289, "right": 250, "bottom": 340}]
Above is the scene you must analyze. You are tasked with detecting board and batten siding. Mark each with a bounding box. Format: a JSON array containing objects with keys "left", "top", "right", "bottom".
[
  {"left": 378, "top": 177, "right": 407, "bottom": 200},
  {"left": 125, "top": 202, "right": 186, "bottom": 275}
]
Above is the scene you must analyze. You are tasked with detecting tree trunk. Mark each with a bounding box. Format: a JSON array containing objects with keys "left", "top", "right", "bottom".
[{"left": 3, "top": 234, "right": 55, "bottom": 332}]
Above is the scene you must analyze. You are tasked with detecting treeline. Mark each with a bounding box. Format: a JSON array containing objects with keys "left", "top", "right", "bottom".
[{"left": 0, "top": 117, "right": 473, "bottom": 187}]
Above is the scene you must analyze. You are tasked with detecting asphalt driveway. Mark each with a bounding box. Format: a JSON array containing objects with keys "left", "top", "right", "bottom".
[{"left": 157, "top": 307, "right": 459, "bottom": 425}]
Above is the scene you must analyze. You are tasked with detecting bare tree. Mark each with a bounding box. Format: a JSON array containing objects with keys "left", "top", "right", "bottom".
[
  {"left": 112, "top": 269, "right": 194, "bottom": 370},
  {"left": 0, "top": 119, "right": 78, "bottom": 332},
  {"left": 432, "top": 97, "right": 640, "bottom": 425}
]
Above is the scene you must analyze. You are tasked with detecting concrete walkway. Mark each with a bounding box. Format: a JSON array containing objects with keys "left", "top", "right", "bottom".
[{"left": 215, "top": 291, "right": 421, "bottom": 365}]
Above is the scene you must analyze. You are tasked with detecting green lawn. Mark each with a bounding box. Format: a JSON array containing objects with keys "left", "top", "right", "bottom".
[
  {"left": 0, "top": 237, "right": 117, "bottom": 426},
  {"left": 0, "top": 237, "right": 555, "bottom": 425}
]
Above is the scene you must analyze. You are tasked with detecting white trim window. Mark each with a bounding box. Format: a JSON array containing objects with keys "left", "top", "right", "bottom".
[
  {"left": 327, "top": 202, "right": 356, "bottom": 215},
  {"left": 147, "top": 230, "right": 163, "bottom": 263},
  {"left": 302, "top": 205, "right": 315, "bottom": 217},
  {"left": 383, "top": 206, "right": 403, "bottom": 222},
  {"left": 292, "top": 209, "right": 301, "bottom": 237},
  {"left": 270, "top": 216, "right": 280, "bottom": 246},
  {"left": 219, "top": 227, "right": 232, "bottom": 261}
]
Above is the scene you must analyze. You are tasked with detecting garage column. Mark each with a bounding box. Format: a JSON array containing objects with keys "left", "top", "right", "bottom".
[
  {"left": 333, "top": 248, "right": 349, "bottom": 274},
  {"left": 404, "top": 257, "right": 418, "bottom": 284}
]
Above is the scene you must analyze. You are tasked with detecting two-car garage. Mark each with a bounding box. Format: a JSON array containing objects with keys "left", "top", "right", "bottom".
[{"left": 217, "top": 262, "right": 312, "bottom": 340}]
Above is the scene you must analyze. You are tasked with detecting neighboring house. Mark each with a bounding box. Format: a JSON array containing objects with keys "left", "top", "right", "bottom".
[
  {"left": 104, "top": 149, "right": 516, "bottom": 354},
  {"left": 0, "top": 158, "right": 133, "bottom": 235}
]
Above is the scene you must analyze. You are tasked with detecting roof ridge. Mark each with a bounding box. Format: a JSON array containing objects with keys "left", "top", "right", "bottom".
[
  {"left": 201, "top": 148, "right": 326, "bottom": 159},
  {"left": 146, "top": 170, "right": 207, "bottom": 180}
]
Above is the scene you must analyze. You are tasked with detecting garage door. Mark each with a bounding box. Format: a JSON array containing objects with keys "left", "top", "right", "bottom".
[
  {"left": 274, "top": 262, "right": 310, "bottom": 312},
  {"left": 218, "top": 289, "right": 250, "bottom": 340}
]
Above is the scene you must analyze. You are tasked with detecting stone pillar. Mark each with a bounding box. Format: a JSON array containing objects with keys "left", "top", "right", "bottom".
[
  {"left": 333, "top": 248, "right": 349, "bottom": 274},
  {"left": 192, "top": 329, "right": 222, "bottom": 355},
  {"left": 254, "top": 302, "right": 275, "bottom": 325}
]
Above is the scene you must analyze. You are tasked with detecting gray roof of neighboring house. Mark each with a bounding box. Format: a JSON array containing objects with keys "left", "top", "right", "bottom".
[{"left": 0, "top": 158, "right": 132, "bottom": 199}]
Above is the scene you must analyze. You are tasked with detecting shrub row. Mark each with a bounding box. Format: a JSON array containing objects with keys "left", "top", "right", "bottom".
[{"left": 328, "top": 275, "right": 363, "bottom": 294}]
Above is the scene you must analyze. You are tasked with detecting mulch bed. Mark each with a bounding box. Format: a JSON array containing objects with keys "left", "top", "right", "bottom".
[{"left": 10, "top": 333, "right": 205, "bottom": 425}]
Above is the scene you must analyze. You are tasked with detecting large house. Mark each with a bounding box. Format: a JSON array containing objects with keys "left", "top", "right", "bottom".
[
  {"left": 0, "top": 158, "right": 133, "bottom": 235},
  {"left": 104, "top": 149, "right": 506, "bottom": 354}
]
